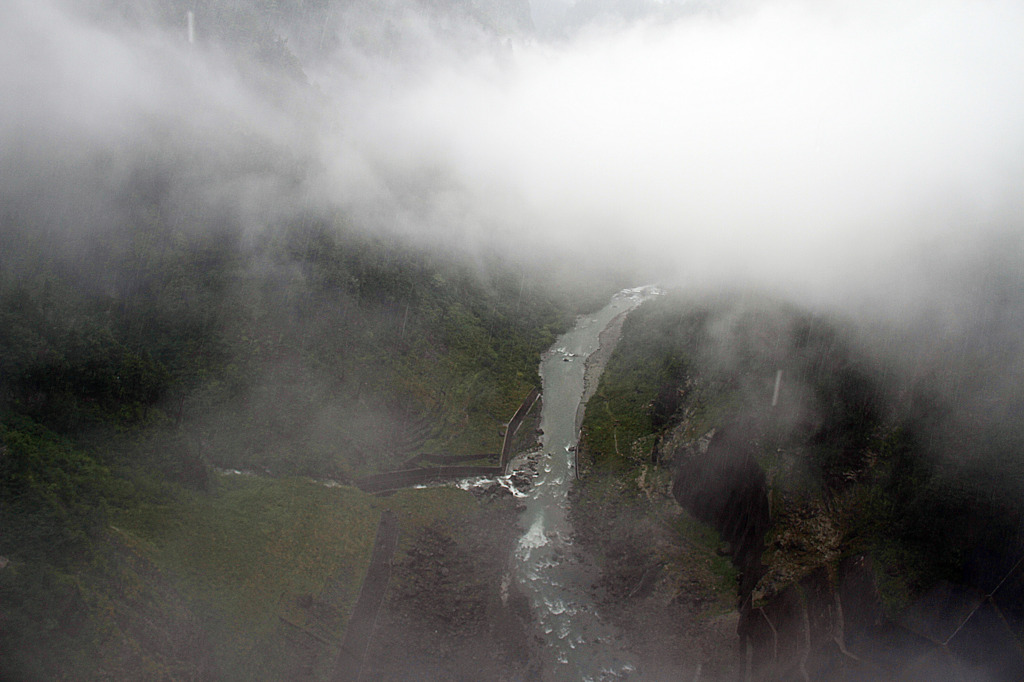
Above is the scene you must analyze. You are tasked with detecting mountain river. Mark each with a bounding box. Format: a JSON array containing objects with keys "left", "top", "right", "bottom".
[{"left": 511, "top": 286, "right": 661, "bottom": 681}]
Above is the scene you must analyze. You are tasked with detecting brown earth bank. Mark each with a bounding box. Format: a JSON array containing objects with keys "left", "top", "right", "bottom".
[
  {"left": 349, "top": 396, "right": 547, "bottom": 681},
  {"left": 580, "top": 310, "right": 631, "bottom": 416},
  {"left": 358, "top": 491, "right": 537, "bottom": 681},
  {"left": 565, "top": 298, "right": 745, "bottom": 681},
  {"left": 568, "top": 462, "right": 744, "bottom": 681}
]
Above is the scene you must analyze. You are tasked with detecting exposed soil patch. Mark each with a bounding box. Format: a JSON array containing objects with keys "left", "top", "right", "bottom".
[
  {"left": 564, "top": 293, "right": 742, "bottom": 679},
  {"left": 359, "top": 495, "right": 535, "bottom": 681},
  {"left": 569, "top": 468, "right": 743, "bottom": 681},
  {"left": 579, "top": 310, "right": 630, "bottom": 423}
]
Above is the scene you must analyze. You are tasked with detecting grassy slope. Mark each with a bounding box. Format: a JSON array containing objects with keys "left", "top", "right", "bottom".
[
  {"left": 0, "top": 414, "right": 531, "bottom": 680},
  {"left": 0, "top": 219, "right": 601, "bottom": 677},
  {"left": 107, "top": 476, "right": 501, "bottom": 681},
  {"left": 0, "top": 2, "right": 607, "bottom": 675},
  {"left": 118, "top": 477, "right": 378, "bottom": 680}
]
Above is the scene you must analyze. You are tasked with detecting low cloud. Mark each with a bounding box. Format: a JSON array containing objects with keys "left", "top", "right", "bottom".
[
  {"left": 2, "top": 0, "right": 1022, "bottom": 313},
  {"left": 326, "top": 0, "right": 1024, "bottom": 308}
]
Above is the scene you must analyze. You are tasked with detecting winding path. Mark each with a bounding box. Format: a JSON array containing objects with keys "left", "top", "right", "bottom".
[{"left": 332, "top": 510, "right": 399, "bottom": 682}]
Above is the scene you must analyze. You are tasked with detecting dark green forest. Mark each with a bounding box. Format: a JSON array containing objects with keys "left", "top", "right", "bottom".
[
  {"left": 578, "top": 291, "right": 1024, "bottom": 678},
  {"left": 0, "top": 192, "right": 618, "bottom": 676}
]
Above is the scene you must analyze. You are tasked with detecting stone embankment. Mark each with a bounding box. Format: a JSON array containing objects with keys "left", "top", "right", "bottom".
[
  {"left": 353, "top": 465, "right": 504, "bottom": 493},
  {"left": 669, "top": 420, "right": 1024, "bottom": 681},
  {"left": 352, "top": 388, "right": 541, "bottom": 494}
]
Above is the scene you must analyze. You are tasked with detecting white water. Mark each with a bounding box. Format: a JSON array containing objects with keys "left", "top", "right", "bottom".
[{"left": 512, "top": 286, "right": 661, "bottom": 680}]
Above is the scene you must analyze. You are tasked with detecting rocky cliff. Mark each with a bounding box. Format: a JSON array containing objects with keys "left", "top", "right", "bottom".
[
  {"left": 580, "top": 292, "right": 1024, "bottom": 681},
  {"left": 664, "top": 401, "right": 1024, "bottom": 681}
]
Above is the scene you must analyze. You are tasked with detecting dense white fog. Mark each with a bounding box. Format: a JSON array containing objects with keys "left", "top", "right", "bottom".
[
  {"left": 326, "top": 0, "right": 1024, "bottom": 309},
  {"left": 2, "top": 0, "right": 1022, "bottom": 311}
]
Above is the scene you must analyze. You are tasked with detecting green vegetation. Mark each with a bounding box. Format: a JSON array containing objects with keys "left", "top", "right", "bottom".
[
  {"left": 2, "top": 210, "right": 578, "bottom": 469},
  {"left": 0, "top": 419, "right": 137, "bottom": 679},
  {"left": 579, "top": 291, "right": 1024, "bottom": 616},
  {"left": 117, "top": 476, "right": 380, "bottom": 680},
  {"left": 0, "top": 200, "right": 600, "bottom": 677},
  {"left": 0, "top": 0, "right": 609, "bottom": 672}
]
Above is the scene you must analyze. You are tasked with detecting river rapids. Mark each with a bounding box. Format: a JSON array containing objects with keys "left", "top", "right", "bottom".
[{"left": 511, "top": 286, "right": 662, "bottom": 681}]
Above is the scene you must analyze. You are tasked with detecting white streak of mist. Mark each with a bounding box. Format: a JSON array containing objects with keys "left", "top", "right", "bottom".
[
  {"left": 323, "top": 0, "right": 1024, "bottom": 310},
  {"left": 1, "top": 0, "right": 1022, "bottom": 319}
]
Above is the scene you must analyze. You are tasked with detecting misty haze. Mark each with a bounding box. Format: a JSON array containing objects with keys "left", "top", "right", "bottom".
[{"left": 1, "top": 0, "right": 1022, "bottom": 680}]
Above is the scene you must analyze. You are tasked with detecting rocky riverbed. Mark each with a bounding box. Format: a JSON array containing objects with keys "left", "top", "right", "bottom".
[{"left": 360, "top": 286, "right": 747, "bottom": 681}]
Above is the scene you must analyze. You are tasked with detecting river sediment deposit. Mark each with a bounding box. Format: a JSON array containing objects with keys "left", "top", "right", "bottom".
[{"left": 511, "top": 287, "right": 661, "bottom": 681}]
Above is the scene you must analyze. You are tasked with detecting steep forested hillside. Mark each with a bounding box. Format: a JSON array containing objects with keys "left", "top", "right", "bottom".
[
  {"left": 1, "top": 182, "right": 620, "bottom": 675},
  {"left": 0, "top": 0, "right": 603, "bottom": 676},
  {"left": 577, "top": 292, "right": 1024, "bottom": 680}
]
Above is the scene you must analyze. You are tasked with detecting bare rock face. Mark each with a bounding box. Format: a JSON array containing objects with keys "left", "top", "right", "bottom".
[
  {"left": 670, "top": 422, "right": 1024, "bottom": 681},
  {"left": 670, "top": 427, "right": 897, "bottom": 680},
  {"left": 671, "top": 421, "right": 771, "bottom": 603}
]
